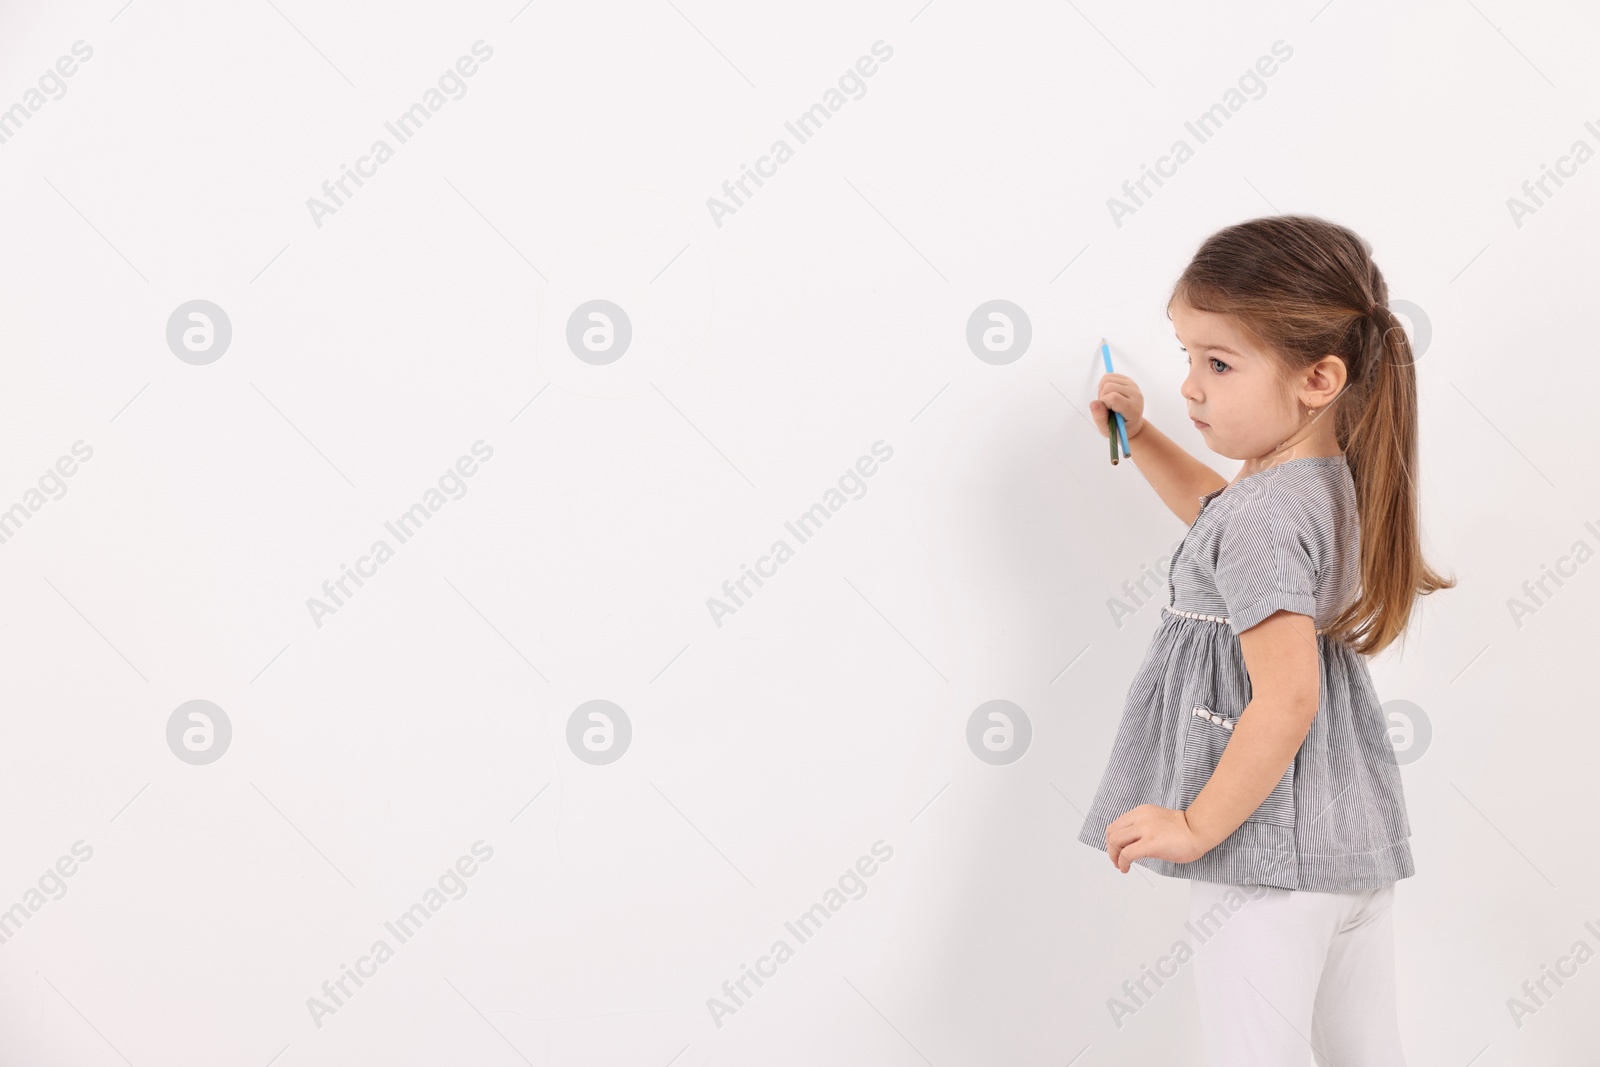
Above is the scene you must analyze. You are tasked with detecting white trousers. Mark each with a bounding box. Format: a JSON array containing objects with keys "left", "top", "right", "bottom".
[{"left": 1187, "top": 878, "right": 1406, "bottom": 1066}]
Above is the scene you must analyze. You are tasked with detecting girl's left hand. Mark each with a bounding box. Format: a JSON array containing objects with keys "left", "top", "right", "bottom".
[{"left": 1104, "top": 805, "right": 1207, "bottom": 873}]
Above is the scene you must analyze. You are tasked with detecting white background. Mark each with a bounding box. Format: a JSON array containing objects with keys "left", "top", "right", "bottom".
[{"left": 0, "top": 0, "right": 1592, "bottom": 1063}]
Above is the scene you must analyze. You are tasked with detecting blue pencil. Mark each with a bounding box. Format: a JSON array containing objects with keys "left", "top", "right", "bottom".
[{"left": 1099, "top": 338, "right": 1132, "bottom": 458}]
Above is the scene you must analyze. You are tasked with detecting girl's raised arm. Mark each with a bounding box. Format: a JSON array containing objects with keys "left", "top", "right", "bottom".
[
  {"left": 1091, "top": 373, "right": 1226, "bottom": 525},
  {"left": 1124, "top": 421, "right": 1228, "bottom": 526}
]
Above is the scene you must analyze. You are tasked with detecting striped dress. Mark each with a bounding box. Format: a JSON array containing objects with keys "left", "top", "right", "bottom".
[{"left": 1076, "top": 455, "right": 1415, "bottom": 891}]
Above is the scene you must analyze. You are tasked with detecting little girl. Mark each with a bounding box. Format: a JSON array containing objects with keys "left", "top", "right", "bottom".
[{"left": 1076, "top": 216, "right": 1454, "bottom": 1065}]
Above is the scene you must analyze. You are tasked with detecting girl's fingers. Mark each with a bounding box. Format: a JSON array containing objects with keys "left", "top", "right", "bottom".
[
  {"left": 1099, "top": 387, "right": 1138, "bottom": 411},
  {"left": 1106, "top": 822, "right": 1138, "bottom": 867},
  {"left": 1108, "top": 818, "right": 1148, "bottom": 869}
]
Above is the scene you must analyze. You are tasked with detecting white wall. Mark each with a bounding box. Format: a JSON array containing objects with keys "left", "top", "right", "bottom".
[{"left": 0, "top": 0, "right": 1589, "bottom": 1063}]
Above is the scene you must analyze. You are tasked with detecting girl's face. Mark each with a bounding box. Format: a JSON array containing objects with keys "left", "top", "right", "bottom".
[{"left": 1169, "top": 300, "right": 1298, "bottom": 461}]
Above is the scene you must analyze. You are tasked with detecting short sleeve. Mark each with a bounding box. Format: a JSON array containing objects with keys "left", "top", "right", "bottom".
[{"left": 1214, "top": 487, "right": 1320, "bottom": 637}]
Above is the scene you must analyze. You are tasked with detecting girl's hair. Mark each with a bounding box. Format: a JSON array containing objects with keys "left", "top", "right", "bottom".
[{"left": 1168, "top": 214, "right": 1455, "bottom": 657}]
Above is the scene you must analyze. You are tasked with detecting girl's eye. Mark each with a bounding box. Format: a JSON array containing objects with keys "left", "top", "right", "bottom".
[{"left": 1180, "top": 348, "right": 1230, "bottom": 374}]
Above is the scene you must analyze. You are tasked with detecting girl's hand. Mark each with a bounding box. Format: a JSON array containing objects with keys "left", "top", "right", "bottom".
[
  {"left": 1104, "top": 805, "right": 1207, "bottom": 873},
  {"left": 1089, "top": 373, "right": 1147, "bottom": 442}
]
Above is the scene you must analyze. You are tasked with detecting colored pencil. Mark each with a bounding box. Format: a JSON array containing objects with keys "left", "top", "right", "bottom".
[{"left": 1099, "top": 338, "right": 1132, "bottom": 459}]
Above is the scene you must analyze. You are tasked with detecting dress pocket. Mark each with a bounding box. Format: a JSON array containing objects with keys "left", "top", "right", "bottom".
[{"left": 1179, "top": 702, "right": 1296, "bottom": 828}]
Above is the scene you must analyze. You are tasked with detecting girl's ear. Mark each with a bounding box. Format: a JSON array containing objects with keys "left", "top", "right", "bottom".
[{"left": 1300, "top": 354, "right": 1347, "bottom": 405}]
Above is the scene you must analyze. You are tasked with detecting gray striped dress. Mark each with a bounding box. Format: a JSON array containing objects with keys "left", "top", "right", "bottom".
[{"left": 1076, "top": 455, "right": 1415, "bottom": 891}]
